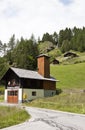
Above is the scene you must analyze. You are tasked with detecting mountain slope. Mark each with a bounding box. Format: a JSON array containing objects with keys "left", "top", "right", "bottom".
[{"left": 50, "top": 62, "right": 85, "bottom": 89}]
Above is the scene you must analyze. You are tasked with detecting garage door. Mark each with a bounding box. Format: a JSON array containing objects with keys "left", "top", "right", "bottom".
[{"left": 8, "top": 90, "right": 18, "bottom": 103}]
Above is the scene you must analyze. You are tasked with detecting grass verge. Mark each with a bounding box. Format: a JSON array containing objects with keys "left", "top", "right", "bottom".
[
  {"left": 0, "top": 106, "right": 30, "bottom": 129},
  {"left": 26, "top": 92, "right": 85, "bottom": 114},
  {"left": 0, "top": 95, "right": 4, "bottom": 102}
]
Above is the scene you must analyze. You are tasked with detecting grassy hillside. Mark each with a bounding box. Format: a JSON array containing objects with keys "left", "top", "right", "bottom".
[
  {"left": 27, "top": 53, "right": 85, "bottom": 114},
  {"left": 50, "top": 63, "right": 85, "bottom": 89},
  {"left": 27, "top": 63, "right": 85, "bottom": 114}
]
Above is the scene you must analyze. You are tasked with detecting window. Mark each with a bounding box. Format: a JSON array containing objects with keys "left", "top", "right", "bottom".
[
  {"left": 8, "top": 91, "right": 18, "bottom": 96},
  {"left": 15, "top": 91, "right": 18, "bottom": 96},
  {"left": 8, "top": 79, "right": 19, "bottom": 87},
  {"left": 8, "top": 91, "right": 14, "bottom": 96},
  {"left": 32, "top": 91, "right": 36, "bottom": 96}
]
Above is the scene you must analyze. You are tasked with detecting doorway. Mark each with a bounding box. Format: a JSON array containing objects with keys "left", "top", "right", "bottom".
[{"left": 7, "top": 90, "right": 18, "bottom": 103}]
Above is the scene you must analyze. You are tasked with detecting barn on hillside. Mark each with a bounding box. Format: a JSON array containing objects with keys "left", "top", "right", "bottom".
[
  {"left": 64, "top": 52, "right": 78, "bottom": 58},
  {"left": 52, "top": 59, "right": 60, "bottom": 65}
]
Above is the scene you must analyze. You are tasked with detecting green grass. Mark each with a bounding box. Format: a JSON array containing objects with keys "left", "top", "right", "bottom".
[
  {"left": 0, "top": 85, "right": 5, "bottom": 102},
  {"left": 0, "top": 106, "right": 30, "bottom": 129},
  {"left": 0, "top": 95, "right": 4, "bottom": 102},
  {"left": 50, "top": 62, "right": 85, "bottom": 89},
  {"left": 27, "top": 92, "right": 85, "bottom": 114},
  {"left": 0, "top": 85, "right": 5, "bottom": 94}
]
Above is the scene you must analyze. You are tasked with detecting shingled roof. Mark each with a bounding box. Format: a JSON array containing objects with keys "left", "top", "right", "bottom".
[
  {"left": 11, "top": 67, "right": 43, "bottom": 79},
  {"left": 10, "top": 67, "right": 56, "bottom": 81}
]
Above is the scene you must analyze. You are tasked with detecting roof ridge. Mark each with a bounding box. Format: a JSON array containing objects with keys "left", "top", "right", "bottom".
[{"left": 11, "top": 67, "right": 37, "bottom": 73}]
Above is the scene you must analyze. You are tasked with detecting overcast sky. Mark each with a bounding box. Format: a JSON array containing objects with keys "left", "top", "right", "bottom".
[{"left": 0, "top": 0, "right": 85, "bottom": 43}]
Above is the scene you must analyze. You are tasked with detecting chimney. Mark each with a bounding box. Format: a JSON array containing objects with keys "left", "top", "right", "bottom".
[{"left": 37, "top": 54, "right": 50, "bottom": 78}]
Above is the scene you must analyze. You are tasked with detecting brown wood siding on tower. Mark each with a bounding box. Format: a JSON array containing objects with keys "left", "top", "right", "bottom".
[
  {"left": 38, "top": 56, "right": 50, "bottom": 78},
  {"left": 44, "top": 57, "right": 50, "bottom": 78}
]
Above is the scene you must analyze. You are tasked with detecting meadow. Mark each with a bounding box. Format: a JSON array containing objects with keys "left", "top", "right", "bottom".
[
  {"left": 28, "top": 92, "right": 85, "bottom": 114},
  {"left": 50, "top": 62, "right": 85, "bottom": 89}
]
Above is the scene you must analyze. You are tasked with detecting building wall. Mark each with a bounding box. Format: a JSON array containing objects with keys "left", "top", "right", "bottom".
[
  {"left": 23, "top": 89, "right": 44, "bottom": 101},
  {"left": 44, "top": 57, "right": 50, "bottom": 78},
  {"left": 22, "top": 79, "right": 43, "bottom": 89},
  {"left": 18, "top": 88, "right": 22, "bottom": 103},
  {"left": 38, "top": 56, "right": 50, "bottom": 78},
  {"left": 43, "top": 80, "right": 56, "bottom": 90},
  {"left": 23, "top": 89, "right": 56, "bottom": 101},
  {"left": 3, "top": 69, "right": 19, "bottom": 87},
  {"left": 4, "top": 89, "right": 7, "bottom": 102},
  {"left": 44, "top": 90, "right": 56, "bottom": 97},
  {"left": 43, "top": 81, "right": 56, "bottom": 97},
  {"left": 5, "top": 87, "right": 56, "bottom": 103}
]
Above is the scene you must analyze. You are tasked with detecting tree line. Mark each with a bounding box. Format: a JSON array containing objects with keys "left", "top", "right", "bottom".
[
  {"left": 0, "top": 26, "right": 85, "bottom": 78},
  {"left": 39, "top": 26, "right": 85, "bottom": 53},
  {"left": 0, "top": 34, "right": 39, "bottom": 79}
]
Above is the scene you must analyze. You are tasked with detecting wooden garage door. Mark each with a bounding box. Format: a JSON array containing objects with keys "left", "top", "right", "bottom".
[{"left": 8, "top": 90, "right": 18, "bottom": 103}]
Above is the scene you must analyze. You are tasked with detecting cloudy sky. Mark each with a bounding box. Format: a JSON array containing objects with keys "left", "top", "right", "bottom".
[{"left": 0, "top": 0, "right": 85, "bottom": 43}]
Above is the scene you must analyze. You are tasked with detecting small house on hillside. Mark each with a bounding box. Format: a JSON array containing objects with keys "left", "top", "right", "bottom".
[
  {"left": 1, "top": 54, "right": 57, "bottom": 103},
  {"left": 52, "top": 59, "right": 59, "bottom": 65},
  {"left": 64, "top": 52, "right": 78, "bottom": 58}
]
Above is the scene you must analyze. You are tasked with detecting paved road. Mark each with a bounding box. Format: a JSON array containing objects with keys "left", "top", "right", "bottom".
[{"left": 1, "top": 105, "right": 85, "bottom": 130}]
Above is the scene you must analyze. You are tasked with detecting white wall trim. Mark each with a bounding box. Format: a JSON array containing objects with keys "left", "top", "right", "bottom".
[
  {"left": 4, "top": 89, "right": 7, "bottom": 102},
  {"left": 18, "top": 88, "right": 22, "bottom": 103}
]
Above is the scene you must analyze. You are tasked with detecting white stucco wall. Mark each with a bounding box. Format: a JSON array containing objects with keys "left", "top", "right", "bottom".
[
  {"left": 23, "top": 89, "right": 44, "bottom": 101},
  {"left": 4, "top": 89, "right": 7, "bottom": 102},
  {"left": 18, "top": 88, "right": 23, "bottom": 103},
  {"left": 44, "top": 90, "right": 56, "bottom": 97}
]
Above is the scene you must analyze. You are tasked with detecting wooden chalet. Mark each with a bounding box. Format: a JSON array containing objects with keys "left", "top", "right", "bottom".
[
  {"left": 64, "top": 52, "right": 78, "bottom": 58},
  {"left": 1, "top": 54, "right": 57, "bottom": 103},
  {"left": 52, "top": 59, "right": 59, "bottom": 65}
]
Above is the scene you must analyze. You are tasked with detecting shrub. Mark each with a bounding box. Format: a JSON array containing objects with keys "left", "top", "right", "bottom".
[{"left": 56, "top": 88, "right": 62, "bottom": 95}]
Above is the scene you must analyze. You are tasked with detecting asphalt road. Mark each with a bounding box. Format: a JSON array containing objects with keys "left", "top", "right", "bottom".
[{"left": 1, "top": 105, "right": 85, "bottom": 130}]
